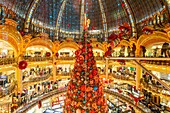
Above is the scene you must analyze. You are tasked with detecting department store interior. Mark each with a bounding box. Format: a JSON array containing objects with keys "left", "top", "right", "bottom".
[{"left": 0, "top": 0, "right": 170, "bottom": 113}]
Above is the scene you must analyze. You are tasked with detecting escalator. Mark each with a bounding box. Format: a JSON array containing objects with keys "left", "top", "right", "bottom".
[
  {"left": 133, "top": 59, "right": 170, "bottom": 91},
  {"left": 106, "top": 57, "right": 170, "bottom": 91}
]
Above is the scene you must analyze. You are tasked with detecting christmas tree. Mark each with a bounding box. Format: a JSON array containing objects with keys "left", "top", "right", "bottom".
[{"left": 63, "top": 23, "right": 108, "bottom": 112}]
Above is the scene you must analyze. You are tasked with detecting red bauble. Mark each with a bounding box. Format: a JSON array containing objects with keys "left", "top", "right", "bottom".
[
  {"left": 67, "top": 24, "right": 70, "bottom": 28},
  {"left": 87, "top": 92, "right": 92, "bottom": 98},
  {"left": 87, "top": 62, "right": 91, "bottom": 67},
  {"left": 87, "top": 43, "right": 91, "bottom": 47},
  {"left": 75, "top": 50, "right": 81, "bottom": 56},
  {"left": 89, "top": 74, "right": 93, "bottom": 79},
  {"left": 121, "top": 3, "right": 125, "bottom": 7},
  {"left": 92, "top": 69, "right": 97, "bottom": 75},
  {"left": 82, "top": 47, "right": 86, "bottom": 52},
  {"left": 91, "top": 60, "right": 95, "bottom": 64},
  {"left": 78, "top": 55, "right": 84, "bottom": 62},
  {"left": 71, "top": 84, "right": 75, "bottom": 89},
  {"left": 46, "top": 52, "right": 51, "bottom": 57},
  {"left": 85, "top": 55, "right": 89, "bottom": 60},
  {"left": 90, "top": 110, "right": 95, "bottom": 113},
  {"left": 80, "top": 92, "right": 84, "bottom": 97},
  {"left": 18, "top": 60, "right": 28, "bottom": 70},
  {"left": 97, "top": 98, "right": 102, "bottom": 105},
  {"left": 20, "top": 31, "right": 24, "bottom": 36},
  {"left": 81, "top": 85, "right": 86, "bottom": 92},
  {"left": 86, "top": 102, "right": 91, "bottom": 106},
  {"left": 88, "top": 52, "right": 93, "bottom": 57},
  {"left": 89, "top": 47, "right": 92, "bottom": 52}
]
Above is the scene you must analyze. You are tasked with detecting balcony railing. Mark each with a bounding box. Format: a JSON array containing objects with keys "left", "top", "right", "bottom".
[
  {"left": 23, "top": 74, "right": 52, "bottom": 84},
  {"left": 111, "top": 73, "right": 135, "bottom": 81},
  {"left": 141, "top": 60, "right": 170, "bottom": 66},
  {"left": 0, "top": 58, "right": 17, "bottom": 65},
  {"left": 56, "top": 56, "right": 75, "bottom": 60},
  {"left": 56, "top": 56, "right": 104, "bottom": 61},
  {"left": 23, "top": 57, "right": 53, "bottom": 62}
]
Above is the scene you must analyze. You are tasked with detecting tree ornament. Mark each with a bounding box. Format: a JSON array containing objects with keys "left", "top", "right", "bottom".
[
  {"left": 89, "top": 47, "right": 92, "bottom": 52},
  {"left": 90, "top": 110, "right": 95, "bottom": 113},
  {"left": 75, "top": 50, "right": 81, "bottom": 56},
  {"left": 93, "top": 86, "right": 98, "bottom": 91},
  {"left": 86, "top": 102, "right": 91, "bottom": 106},
  {"left": 88, "top": 52, "right": 93, "bottom": 57},
  {"left": 89, "top": 74, "right": 93, "bottom": 79},
  {"left": 81, "top": 85, "right": 86, "bottom": 92},
  {"left": 87, "top": 92, "right": 92, "bottom": 98},
  {"left": 92, "top": 69, "right": 97, "bottom": 75}
]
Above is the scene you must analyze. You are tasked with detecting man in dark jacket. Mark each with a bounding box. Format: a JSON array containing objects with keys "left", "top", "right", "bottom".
[{"left": 161, "top": 42, "right": 169, "bottom": 57}]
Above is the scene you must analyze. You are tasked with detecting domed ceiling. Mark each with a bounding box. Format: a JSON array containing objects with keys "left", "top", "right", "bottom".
[{"left": 0, "top": 0, "right": 168, "bottom": 38}]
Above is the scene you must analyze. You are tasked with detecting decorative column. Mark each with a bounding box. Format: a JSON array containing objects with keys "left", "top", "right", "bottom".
[
  {"left": 16, "top": 56, "right": 23, "bottom": 93},
  {"left": 106, "top": 58, "right": 109, "bottom": 79},
  {"left": 136, "top": 62, "right": 142, "bottom": 89},
  {"left": 52, "top": 54, "right": 57, "bottom": 82},
  {"left": 135, "top": 45, "right": 141, "bottom": 57}
]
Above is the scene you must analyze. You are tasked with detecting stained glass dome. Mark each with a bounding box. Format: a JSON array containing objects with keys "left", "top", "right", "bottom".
[{"left": 0, "top": 0, "right": 168, "bottom": 40}]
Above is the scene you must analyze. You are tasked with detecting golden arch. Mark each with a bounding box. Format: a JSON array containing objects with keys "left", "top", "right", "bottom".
[
  {"left": 0, "top": 38, "right": 18, "bottom": 56},
  {"left": 137, "top": 31, "right": 170, "bottom": 48},
  {"left": 0, "top": 25, "right": 23, "bottom": 55},
  {"left": 118, "top": 40, "right": 130, "bottom": 47},
  {"left": 57, "top": 41, "right": 79, "bottom": 51},
  {"left": 25, "top": 38, "right": 55, "bottom": 52}
]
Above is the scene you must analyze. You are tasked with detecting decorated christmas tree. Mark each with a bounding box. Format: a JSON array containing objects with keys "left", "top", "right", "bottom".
[{"left": 63, "top": 15, "right": 108, "bottom": 113}]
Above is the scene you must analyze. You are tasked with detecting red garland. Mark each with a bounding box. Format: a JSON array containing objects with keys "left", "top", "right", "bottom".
[
  {"left": 46, "top": 52, "right": 51, "bottom": 57},
  {"left": 18, "top": 60, "right": 28, "bottom": 70}
]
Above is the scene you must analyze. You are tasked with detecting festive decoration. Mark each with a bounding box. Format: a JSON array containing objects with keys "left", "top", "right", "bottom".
[
  {"left": 46, "top": 52, "right": 51, "bottom": 57},
  {"left": 56, "top": 52, "right": 59, "bottom": 57},
  {"left": 117, "top": 60, "right": 126, "bottom": 65},
  {"left": 96, "top": 44, "right": 98, "bottom": 47},
  {"left": 38, "top": 100, "right": 42, "bottom": 109},
  {"left": 92, "top": 26, "right": 95, "bottom": 30},
  {"left": 18, "top": 60, "right": 28, "bottom": 70},
  {"left": 106, "top": 22, "right": 131, "bottom": 55},
  {"left": 142, "top": 26, "right": 154, "bottom": 35},
  {"left": 64, "top": 16, "right": 107, "bottom": 112},
  {"left": 67, "top": 24, "right": 71, "bottom": 28},
  {"left": 104, "top": 46, "right": 112, "bottom": 57}
]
